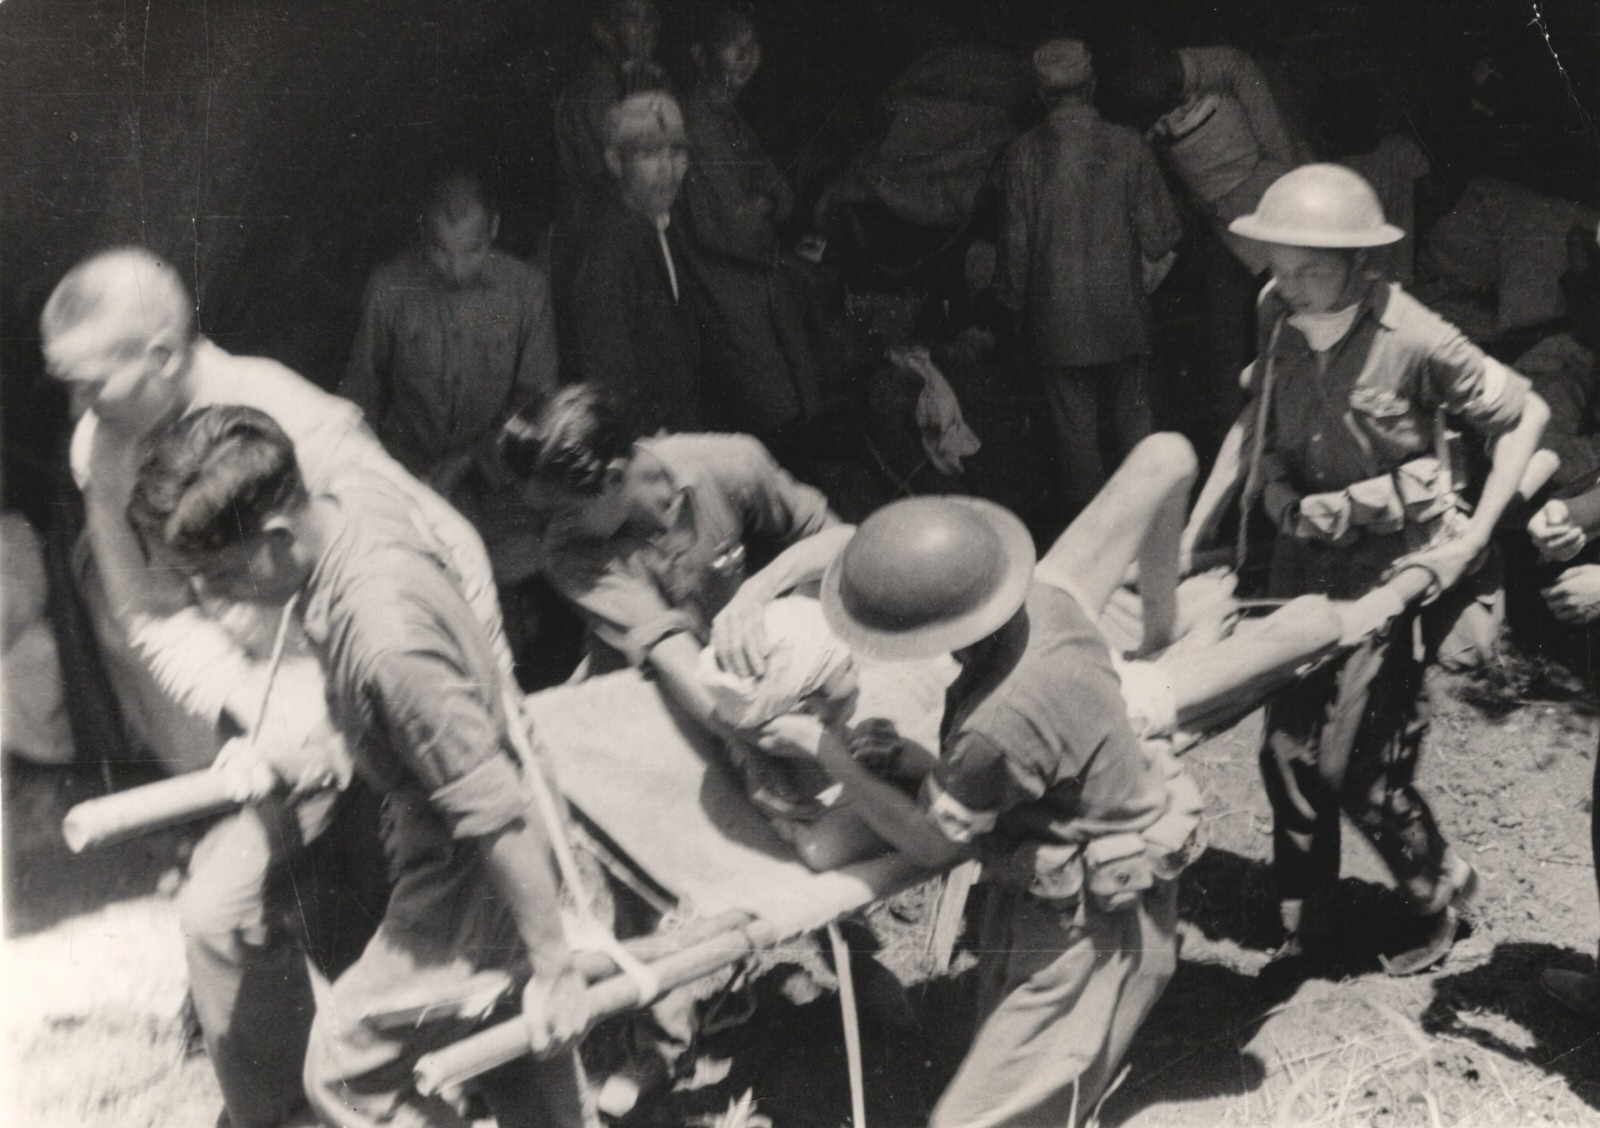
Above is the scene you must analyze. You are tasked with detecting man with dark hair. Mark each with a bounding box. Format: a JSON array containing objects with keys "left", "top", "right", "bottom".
[
  {"left": 342, "top": 170, "right": 558, "bottom": 492},
  {"left": 994, "top": 39, "right": 1182, "bottom": 519},
  {"left": 130, "top": 405, "right": 595, "bottom": 1128},
  {"left": 43, "top": 246, "right": 512, "bottom": 1128},
  {"left": 499, "top": 381, "right": 851, "bottom": 1112},
  {"left": 501, "top": 383, "right": 848, "bottom": 704}
]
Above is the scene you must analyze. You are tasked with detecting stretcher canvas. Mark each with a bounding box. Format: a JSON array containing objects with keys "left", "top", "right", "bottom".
[{"left": 524, "top": 655, "right": 957, "bottom": 937}]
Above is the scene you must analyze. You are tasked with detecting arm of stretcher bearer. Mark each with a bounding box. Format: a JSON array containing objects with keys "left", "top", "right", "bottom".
[
  {"left": 1398, "top": 390, "right": 1547, "bottom": 594},
  {"left": 758, "top": 713, "right": 970, "bottom": 870}
]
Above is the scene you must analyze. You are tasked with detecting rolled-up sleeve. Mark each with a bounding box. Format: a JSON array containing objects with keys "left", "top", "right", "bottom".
[
  {"left": 1422, "top": 325, "right": 1530, "bottom": 436},
  {"left": 702, "top": 435, "right": 836, "bottom": 544},
  {"left": 548, "top": 551, "right": 700, "bottom": 666},
  {"left": 367, "top": 646, "right": 529, "bottom": 840}
]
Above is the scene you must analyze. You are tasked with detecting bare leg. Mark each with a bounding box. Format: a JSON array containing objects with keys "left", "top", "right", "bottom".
[
  {"left": 1035, "top": 433, "right": 1197, "bottom": 654},
  {"left": 1180, "top": 415, "right": 1246, "bottom": 567}
]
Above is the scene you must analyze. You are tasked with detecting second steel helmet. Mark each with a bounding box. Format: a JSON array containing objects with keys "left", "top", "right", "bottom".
[
  {"left": 821, "top": 496, "right": 1035, "bottom": 662},
  {"left": 1229, "top": 163, "right": 1404, "bottom": 249}
]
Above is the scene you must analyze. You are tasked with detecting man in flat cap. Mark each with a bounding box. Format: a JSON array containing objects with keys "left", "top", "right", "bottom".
[
  {"left": 994, "top": 38, "right": 1182, "bottom": 520},
  {"left": 556, "top": 90, "right": 708, "bottom": 434}
]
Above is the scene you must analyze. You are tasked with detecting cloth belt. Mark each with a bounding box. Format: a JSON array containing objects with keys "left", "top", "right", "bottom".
[{"left": 1291, "top": 455, "right": 1461, "bottom": 547}]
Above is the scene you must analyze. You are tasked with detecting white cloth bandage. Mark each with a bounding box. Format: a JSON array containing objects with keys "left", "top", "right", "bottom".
[
  {"left": 562, "top": 912, "right": 662, "bottom": 1006},
  {"left": 697, "top": 596, "right": 856, "bottom": 730},
  {"left": 1112, "top": 657, "right": 1179, "bottom": 739},
  {"left": 926, "top": 778, "right": 998, "bottom": 844}
]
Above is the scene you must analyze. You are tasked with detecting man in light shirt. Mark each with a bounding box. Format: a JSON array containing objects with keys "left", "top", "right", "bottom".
[{"left": 41, "top": 246, "right": 511, "bottom": 1128}]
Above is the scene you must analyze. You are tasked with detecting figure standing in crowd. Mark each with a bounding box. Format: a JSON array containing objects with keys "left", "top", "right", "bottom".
[
  {"left": 678, "top": 2, "right": 820, "bottom": 440},
  {"left": 1138, "top": 40, "right": 1307, "bottom": 274},
  {"left": 341, "top": 170, "right": 558, "bottom": 495},
  {"left": 39, "top": 247, "right": 511, "bottom": 1128},
  {"left": 553, "top": 0, "right": 668, "bottom": 222},
  {"left": 559, "top": 92, "right": 707, "bottom": 433},
  {"left": 1225, "top": 165, "right": 1547, "bottom": 974},
  {"left": 994, "top": 39, "right": 1182, "bottom": 519},
  {"left": 1103, "top": 34, "right": 1308, "bottom": 461},
  {"left": 757, "top": 434, "right": 1205, "bottom": 1126},
  {"left": 130, "top": 406, "right": 594, "bottom": 1128}
]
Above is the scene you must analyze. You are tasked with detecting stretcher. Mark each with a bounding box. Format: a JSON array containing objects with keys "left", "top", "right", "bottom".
[
  {"left": 409, "top": 564, "right": 1435, "bottom": 1097},
  {"left": 58, "top": 557, "right": 1436, "bottom": 1100}
]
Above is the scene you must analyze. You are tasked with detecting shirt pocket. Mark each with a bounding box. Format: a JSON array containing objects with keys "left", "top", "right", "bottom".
[{"left": 1347, "top": 387, "right": 1428, "bottom": 464}]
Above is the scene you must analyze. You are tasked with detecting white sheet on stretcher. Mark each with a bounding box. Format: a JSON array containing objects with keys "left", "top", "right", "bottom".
[{"left": 525, "top": 655, "right": 958, "bottom": 938}]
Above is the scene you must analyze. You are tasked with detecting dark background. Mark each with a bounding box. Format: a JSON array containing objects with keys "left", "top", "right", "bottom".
[{"left": 4, "top": 0, "right": 1596, "bottom": 526}]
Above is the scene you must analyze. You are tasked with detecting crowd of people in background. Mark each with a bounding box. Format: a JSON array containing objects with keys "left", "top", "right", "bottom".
[{"left": 4, "top": 1, "right": 1599, "bottom": 1125}]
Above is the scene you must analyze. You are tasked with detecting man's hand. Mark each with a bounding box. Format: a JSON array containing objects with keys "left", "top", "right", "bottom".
[
  {"left": 211, "top": 735, "right": 282, "bottom": 804},
  {"left": 1393, "top": 532, "right": 1488, "bottom": 598},
  {"left": 521, "top": 964, "right": 590, "bottom": 1059},
  {"left": 1544, "top": 565, "right": 1600, "bottom": 624},
  {"left": 710, "top": 587, "right": 770, "bottom": 679},
  {"left": 1529, "top": 500, "right": 1587, "bottom": 563},
  {"left": 756, "top": 712, "right": 827, "bottom": 760}
]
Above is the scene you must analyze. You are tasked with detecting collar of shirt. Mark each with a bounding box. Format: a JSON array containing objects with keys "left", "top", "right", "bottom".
[{"left": 1264, "top": 275, "right": 1400, "bottom": 349}]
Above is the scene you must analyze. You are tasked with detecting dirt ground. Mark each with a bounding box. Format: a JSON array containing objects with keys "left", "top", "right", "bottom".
[{"left": 6, "top": 647, "right": 1600, "bottom": 1128}]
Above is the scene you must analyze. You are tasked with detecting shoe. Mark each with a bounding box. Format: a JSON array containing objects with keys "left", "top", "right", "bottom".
[
  {"left": 1541, "top": 968, "right": 1600, "bottom": 1024},
  {"left": 1379, "top": 905, "right": 1461, "bottom": 976},
  {"left": 1378, "top": 859, "right": 1479, "bottom": 977}
]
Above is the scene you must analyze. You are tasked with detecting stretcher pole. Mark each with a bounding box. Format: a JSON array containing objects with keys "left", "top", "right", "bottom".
[
  {"left": 415, "top": 916, "right": 780, "bottom": 1098},
  {"left": 62, "top": 593, "right": 301, "bottom": 853}
]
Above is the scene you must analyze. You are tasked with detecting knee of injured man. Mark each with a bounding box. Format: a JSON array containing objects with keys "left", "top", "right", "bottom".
[{"left": 1127, "top": 432, "right": 1199, "bottom": 486}]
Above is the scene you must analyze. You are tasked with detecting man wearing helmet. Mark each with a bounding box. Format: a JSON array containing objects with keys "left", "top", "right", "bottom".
[
  {"left": 1225, "top": 164, "right": 1548, "bottom": 974},
  {"left": 760, "top": 434, "right": 1206, "bottom": 1127}
]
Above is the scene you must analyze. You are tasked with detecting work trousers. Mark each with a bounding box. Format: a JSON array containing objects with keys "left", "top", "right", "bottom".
[
  {"left": 182, "top": 783, "right": 384, "bottom": 1128},
  {"left": 1258, "top": 610, "right": 1454, "bottom": 923},
  {"left": 930, "top": 880, "right": 1180, "bottom": 1128},
  {"left": 1041, "top": 358, "right": 1153, "bottom": 518},
  {"left": 303, "top": 795, "right": 596, "bottom": 1128}
]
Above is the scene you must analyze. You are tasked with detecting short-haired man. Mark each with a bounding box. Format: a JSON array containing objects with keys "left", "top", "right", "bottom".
[
  {"left": 759, "top": 435, "right": 1205, "bottom": 1126},
  {"left": 500, "top": 382, "right": 850, "bottom": 740},
  {"left": 41, "top": 247, "right": 511, "bottom": 1127},
  {"left": 341, "top": 170, "right": 558, "bottom": 493},
  {"left": 994, "top": 39, "right": 1182, "bottom": 519},
  {"left": 499, "top": 382, "right": 854, "bottom": 1109},
  {"left": 129, "top": 405, "right": 595, "bottom": 1128},
  {"left": 557, "top": 92, "right": 707, "bottom": 434}
]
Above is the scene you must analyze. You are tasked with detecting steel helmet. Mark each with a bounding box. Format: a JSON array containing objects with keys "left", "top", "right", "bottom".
[
  {"left": 1229, "top": 163, "right": 1404, "bottom": 249},
  {"left": 822, "top": 496, "right": 1035, "bottom": 662}
]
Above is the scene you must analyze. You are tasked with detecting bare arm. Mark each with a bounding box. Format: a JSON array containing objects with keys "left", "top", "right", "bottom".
[
  {"left": 760, "top": 715, "right": 967, "bottom": 869},
  {"left": 479, "top": 814, "right": 589, "bottom": 1056}
]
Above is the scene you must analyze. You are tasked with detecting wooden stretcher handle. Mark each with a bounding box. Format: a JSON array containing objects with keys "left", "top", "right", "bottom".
[
  {"left": 62, "top": 772, "right": 236, "bottom": 853},
  {"left": 414, "top": 916, "right": 776, "bottom": 1098}
]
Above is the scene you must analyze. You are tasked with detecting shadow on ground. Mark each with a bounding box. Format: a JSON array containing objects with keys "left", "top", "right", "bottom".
[
  {"left": 4, "top": 756, "right": 187, "bottom": 937},
  {"left": 1423, "top": 940, "right": 1600, "bottom": 1112}
]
